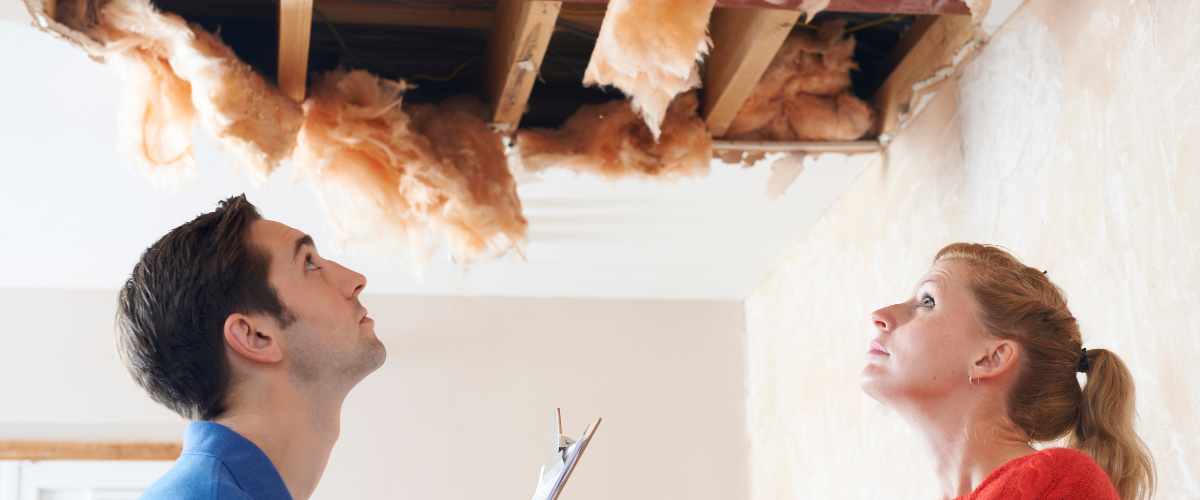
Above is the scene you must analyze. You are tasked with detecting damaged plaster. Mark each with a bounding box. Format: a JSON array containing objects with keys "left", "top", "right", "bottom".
[{"left": 744, "top": 0, "right": 1200, "bottom": 498}]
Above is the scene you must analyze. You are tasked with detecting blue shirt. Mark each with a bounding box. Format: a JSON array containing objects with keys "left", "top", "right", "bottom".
[{"left": 141, "top": 421, "right": 293, "bottom": 500}]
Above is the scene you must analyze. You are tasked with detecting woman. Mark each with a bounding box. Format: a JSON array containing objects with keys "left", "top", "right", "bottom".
[{"left": 860, "top": 243, "right": 1154, "bottom": 500}]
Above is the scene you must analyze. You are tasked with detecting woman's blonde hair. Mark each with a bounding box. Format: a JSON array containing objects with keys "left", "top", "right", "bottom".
[{"left": 934, "top": 243, "right": 1155, "bottom": 500}]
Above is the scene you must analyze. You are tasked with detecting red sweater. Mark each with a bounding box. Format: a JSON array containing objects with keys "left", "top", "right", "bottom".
[{"left": 955, "top": 448, "right": 1118, "bottom": 500}]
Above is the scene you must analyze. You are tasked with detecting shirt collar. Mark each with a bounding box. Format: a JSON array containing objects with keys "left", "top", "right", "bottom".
[{"left": 183, "top": 421, "right": 293, "bottom": 500}]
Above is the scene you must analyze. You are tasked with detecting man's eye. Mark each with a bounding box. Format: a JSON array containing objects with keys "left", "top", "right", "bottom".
[
  {"left": 305, "top": 255, "right": 320, "bottom": 271},
  {"left": 920, "top": 294, "right": 935, "bottom": 307}
]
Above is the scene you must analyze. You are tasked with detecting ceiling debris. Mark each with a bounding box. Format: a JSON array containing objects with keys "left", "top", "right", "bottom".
[
  {"left": 582, "top": 0, "right": 716, "bottom": 138},
  {"left": 514, "top": 92, "right": 712, "bottom": 182},
  {"left": 292, "top": 70, "right": 527, "bottom": 267},
  {"left": 19, "top": 0, "right": 984, "bottom": 268},
  {"left": 724, "top": 20, "right": 875, "bottom": 142},
  {"left": 50, "top": 0, "right": 303, "bottom": 189}
]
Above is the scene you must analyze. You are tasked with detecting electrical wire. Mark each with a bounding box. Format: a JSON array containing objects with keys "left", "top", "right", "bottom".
[
  {"left": 554, "top": 19, "right": 598, "bottom": 40},
  {"left": 845, "top": 14, "right": 913, "bottom": 33},
  {"left": 559, "top": 6, "right": 606, "bottom": 15},
  {"left": 795, "top": 13, "right": 913, "bottom": 32},
  {"left": 314, "top": 7, "right": 361, "bottom": 65},
  {"left": 349, "top": 0, "right": 493, "bottom": 11},
  {"left": 411, "top": 55, "right": 482, "bottom": 82}
]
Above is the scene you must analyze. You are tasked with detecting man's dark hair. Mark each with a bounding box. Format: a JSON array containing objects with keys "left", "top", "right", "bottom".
[{"left": 116, "top": 195, "right": 295, "bottom": 421}]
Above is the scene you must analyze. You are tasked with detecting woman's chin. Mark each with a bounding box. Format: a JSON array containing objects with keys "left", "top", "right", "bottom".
[{"left": 859, "top": 365, "right": 887, "bottom": 401}]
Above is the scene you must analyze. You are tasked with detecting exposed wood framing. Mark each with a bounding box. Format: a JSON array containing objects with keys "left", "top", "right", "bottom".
[
  {"left": 525, "top": 0, "right": 971, "bottom": 15},
  {"left": 313, "top": 0, "right": 492, "bottom": 29},
  {"left": 279, "top": 0, "right": 314, "bottom": 101},
  {"left": 871, "top": 14, "right": 975, "bottom": 139},
  {"left": 703, "top": 8, "right": 802, "bottom": 138},
  {"left": 482, "top": 1, "right": 562, "bottom": 134},
  {"left": 0, "top": 441, "right": 183, "bottom": 461},
  {"left": 42, "top": 0, "right": 56, "bottom": 23}
]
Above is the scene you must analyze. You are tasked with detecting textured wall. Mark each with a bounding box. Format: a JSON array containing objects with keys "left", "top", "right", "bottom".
[{"left": 744, "top": 1, "right": 1200, "bottom": 498}]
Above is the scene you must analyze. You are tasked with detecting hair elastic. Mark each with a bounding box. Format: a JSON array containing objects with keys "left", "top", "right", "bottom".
[{"left": 1077, "top": 348, "right": 1089, "bottom": 373}]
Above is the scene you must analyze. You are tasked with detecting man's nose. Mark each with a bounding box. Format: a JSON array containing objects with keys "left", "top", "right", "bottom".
[{"left": 332, "top": 261, "right": 367, "bottom": 299}]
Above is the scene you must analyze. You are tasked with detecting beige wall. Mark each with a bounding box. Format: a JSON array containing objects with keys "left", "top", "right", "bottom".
[
  {"left": 739, "top": 1, "right": 1200, "bottom": 496},
  {"left": 0, "top": 289, "right": 750, "bottom": 500},
  {"left": 743, "top": 1, "right": 1200, "bottom": 498}
]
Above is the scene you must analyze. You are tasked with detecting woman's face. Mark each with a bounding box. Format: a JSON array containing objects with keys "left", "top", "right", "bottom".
[{"left": 860, "top": 260, "right": 989, "bottom": 407}]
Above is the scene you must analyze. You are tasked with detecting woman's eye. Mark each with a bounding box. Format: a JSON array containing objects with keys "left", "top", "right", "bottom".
[
  {"left": 305, "top": 256, "right": 320, "bottom": 271},
  {"left": 920, "top": 294, "right": 935, "bottom": 307}
]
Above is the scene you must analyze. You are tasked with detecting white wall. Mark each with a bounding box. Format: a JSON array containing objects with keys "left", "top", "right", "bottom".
[{"left": 0, "top": 289, "right": 750, "bottom": 500}]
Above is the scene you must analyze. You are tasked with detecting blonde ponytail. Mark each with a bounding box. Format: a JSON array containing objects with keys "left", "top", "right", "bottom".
[{"left": 1069, "top": 349, "right": 1156, "bottom": 500}]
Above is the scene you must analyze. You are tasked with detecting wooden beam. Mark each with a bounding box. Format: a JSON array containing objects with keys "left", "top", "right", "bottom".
[
  {"left": 703, "top": 8, "right": 802, "bottom": 138},
  {"left": 521, "top": 0, "right": 972, "bottom": 15},
  {"left": 278, "top": 0, "right": 314, "bottom": 101},
  {"left": 871, "top": 14, "right": 975, "bottom": 138},
  {"left": 482, "top": 1, "right": 562, "bottom": 134},
  {"left": 313, "top": 0, "right": 493, "bottom": 29},
  {"left": 0, "top": 441, "right": 183, "bottom": 461}
]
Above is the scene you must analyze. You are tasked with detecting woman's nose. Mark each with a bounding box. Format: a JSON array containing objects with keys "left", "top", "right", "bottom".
[{"left": 871, "top": 304, "right": 899, "bottom": 332}]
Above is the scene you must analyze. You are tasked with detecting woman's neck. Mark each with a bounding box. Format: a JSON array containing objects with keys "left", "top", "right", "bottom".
[{"left": 904, "top": 396, "right": 1037, "bottom": 499}]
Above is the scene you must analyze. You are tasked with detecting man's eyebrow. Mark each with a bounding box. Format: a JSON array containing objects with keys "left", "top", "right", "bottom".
[{"left": 292, "top": 234, "right": 315, "bottom": 265}]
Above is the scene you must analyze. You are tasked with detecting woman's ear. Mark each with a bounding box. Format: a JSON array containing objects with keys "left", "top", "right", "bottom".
[
  {"left": 224, "top": 313, "right": 284, "bottom": 364},
  {"left": 972, "top": 340, "right": 1019, "bottom": 381}
]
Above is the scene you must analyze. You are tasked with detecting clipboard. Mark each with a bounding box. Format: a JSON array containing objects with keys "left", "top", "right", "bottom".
[{"left": 531, "top": 409, "right": 601, "bottom": 500}]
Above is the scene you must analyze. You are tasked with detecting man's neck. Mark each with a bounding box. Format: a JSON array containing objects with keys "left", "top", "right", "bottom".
[
  {"left": 902, "top": 394, "right": 1036, "bottom": 499},
  {"left": 214, "top": 381, "right": 344, "bottom": 500}
]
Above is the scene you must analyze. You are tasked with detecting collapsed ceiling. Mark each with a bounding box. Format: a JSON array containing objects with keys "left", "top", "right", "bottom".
[{"left": 19, "top": 0, "right": 976, "bottom": 272}]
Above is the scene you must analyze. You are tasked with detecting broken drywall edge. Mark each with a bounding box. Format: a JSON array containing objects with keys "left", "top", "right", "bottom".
[
  {"left": 980, "top": 0, "right": 1025, "bottom": 36},
  {"left": 22, "top": 0, "right": 106, "bottom": 60},
  {"left": 880, "top": 36, "right": 983, "bottom": 147}
]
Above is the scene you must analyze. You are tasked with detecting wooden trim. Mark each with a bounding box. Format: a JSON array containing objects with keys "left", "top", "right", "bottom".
[
  {"left": 870, "top": 14, "right": 975, "bottom": 138},
  {"left": 703, "top": 7, "right": 802, "bottom": 138},
  {"left": 278, "top": 0, "right": 315, "bottom": 101},
  {"left": 481, "top": 1, "right": 562, "bottom": 134},
  {"left": 0, "top": 441, "right": 183, "bottom": 461}
]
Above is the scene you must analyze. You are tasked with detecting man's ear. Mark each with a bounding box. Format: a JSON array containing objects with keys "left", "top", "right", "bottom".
[
  {"left": 224, "top": 313, "right": 283, "bottom": 364},
  {"left": 972, "top": 339, "right": 1019, "bottom": 381}
]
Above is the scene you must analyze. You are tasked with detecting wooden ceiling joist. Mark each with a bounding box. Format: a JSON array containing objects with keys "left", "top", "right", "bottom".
[
  {"left": 871, "top": 13, "right": 975, "bottom": 138},
  {"left": 302, "top": 0, "right": 967, "bottom": 30},
  {"left": 313, "top": 0, "right": 493, "bottom": 29},
  {"left": 278, "top": 0, "right": 314, "bottom": 101},
  {"left": 702, "top": 7, "right": 802, "bottom": 138},
  {"left": 522, "top": 0, "right": 971, "bottom": 15},
  {"left": 482, "top": 1, "right": 563, "bottom": 134}
]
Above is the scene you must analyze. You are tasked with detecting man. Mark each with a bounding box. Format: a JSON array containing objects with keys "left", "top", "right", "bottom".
[{"left": 115, "top": 195, "right": 386, "bottom": 500}]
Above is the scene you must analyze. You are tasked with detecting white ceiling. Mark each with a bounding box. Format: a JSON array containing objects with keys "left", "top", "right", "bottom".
[{"left": 0, "top": 19, "right": 877, "bottom": 300}]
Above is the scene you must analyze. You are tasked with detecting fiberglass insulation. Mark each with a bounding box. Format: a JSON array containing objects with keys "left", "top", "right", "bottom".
[
  {"left": 583, "top": 0, "right": 717, "bottom": 139},
  {"left": 724, "top": 20, "right": 876, "bottom": 142},
  {"left": 55, "top": 0, "right": 303, "bottom": 189},
  {"left": 292, "top": 70, "right": 527, "bottom": 267},
  {"left": 515, "top": 92, "right": 712, "bottom": 181}
]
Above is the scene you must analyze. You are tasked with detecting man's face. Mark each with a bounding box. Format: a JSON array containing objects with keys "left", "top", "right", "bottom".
[{"left": 250, "top": 219, "right": 385, "bottom": 388}]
